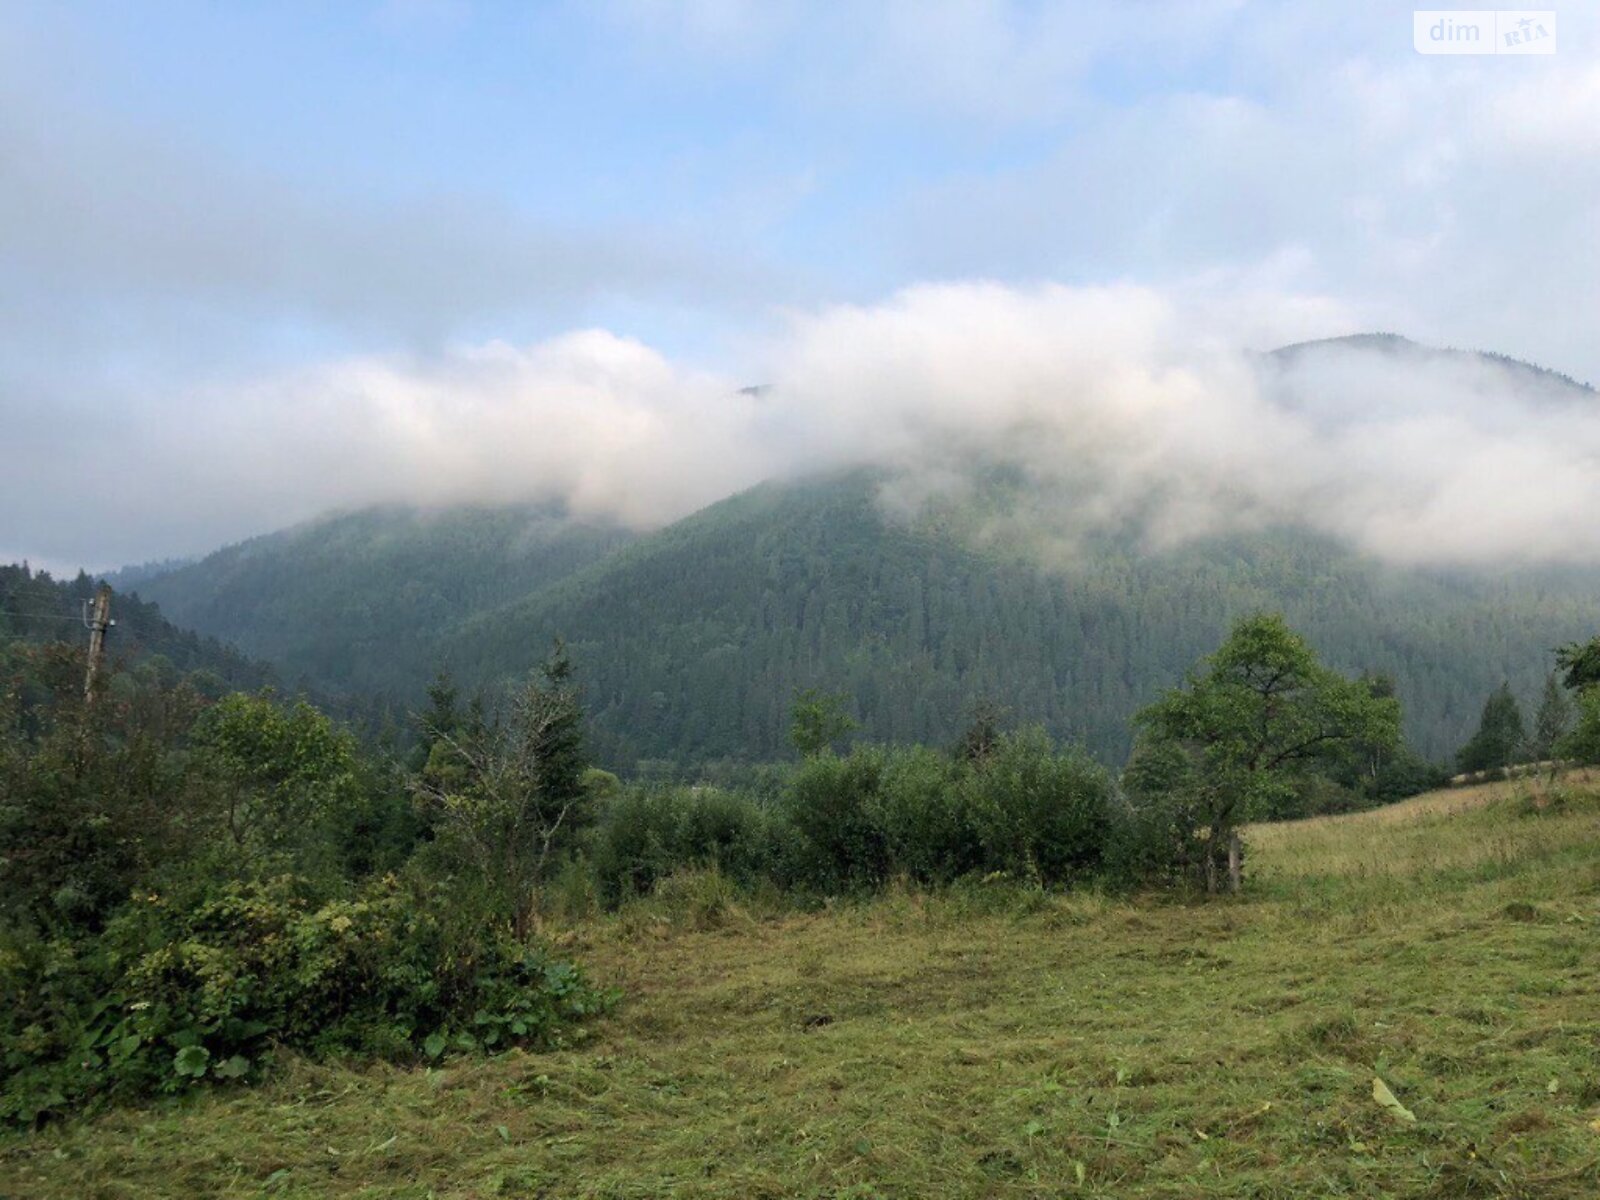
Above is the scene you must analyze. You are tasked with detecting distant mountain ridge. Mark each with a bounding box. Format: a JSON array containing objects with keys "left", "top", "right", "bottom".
[
  {"left": 431, "top": 470, "right": 1599, "bottom": 769},
  {"left": 0, "top": 563, "right": 274, "bottom": 694},
  {"left": 115, "top": 335, "right": 1600, "bottom": 771},
  {"left": 129, "top": 502, "right": 635, "bottom": 698},
  {"left": 1267, "top": 332, "right": 1595, "bottom": 397}
]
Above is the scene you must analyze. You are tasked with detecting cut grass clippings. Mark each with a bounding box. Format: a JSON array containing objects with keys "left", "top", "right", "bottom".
[{"left": 4, "top": 772, "right": 1600, "bottom": 1198}]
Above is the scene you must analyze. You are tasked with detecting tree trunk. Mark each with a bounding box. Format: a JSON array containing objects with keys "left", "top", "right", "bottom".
[{"left": 1227, "top": 831, "right": 1243, "bottom": 894}]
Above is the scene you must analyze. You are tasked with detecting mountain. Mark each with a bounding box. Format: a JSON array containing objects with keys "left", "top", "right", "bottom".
[
  {"left": 1267, "top": 333, "right": 1595, "bottom": 400},
  {"left": 128, "top": 503, "right": 634, "bottom": 699},
  {"left": 100, "top": 556, "right": 199, "bottom": 592},
  {"left": 118, "top": 339, "right": 1600, "bottom": 772},
  {"left": 433, "top": 470, "right": 1599, "bottom": 769},
  {"left": 0, "top": 563, "right": 274, "bottom": 694}
]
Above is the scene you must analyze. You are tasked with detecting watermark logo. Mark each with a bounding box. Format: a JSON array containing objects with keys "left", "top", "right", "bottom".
[{"left": 1414, "top": 10, "right": 1556, "bottom": 54}]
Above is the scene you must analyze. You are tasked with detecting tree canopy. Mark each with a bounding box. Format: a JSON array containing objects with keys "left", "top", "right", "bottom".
[{"left": 1135, "top": 613, "right": 1401, "bottom": 890}]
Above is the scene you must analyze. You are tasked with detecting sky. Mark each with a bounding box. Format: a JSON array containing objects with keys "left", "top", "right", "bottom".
[{"left": 2, "top": 1, "right": 1597, "bottom": 571}]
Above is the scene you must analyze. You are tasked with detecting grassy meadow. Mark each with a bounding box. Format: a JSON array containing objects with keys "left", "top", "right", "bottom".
[{"left": 5, "top": 772, "right": 1600, "bottom": 1199}]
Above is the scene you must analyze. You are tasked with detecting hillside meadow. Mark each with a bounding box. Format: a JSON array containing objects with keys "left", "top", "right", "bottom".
[{"left": 4, "top": 772, "right": 1599, "bottom": 1199}]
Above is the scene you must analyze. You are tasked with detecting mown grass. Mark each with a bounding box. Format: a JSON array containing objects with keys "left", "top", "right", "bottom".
[{"left": 6, "top": 774, "right": 1600, "bottom": 1198}]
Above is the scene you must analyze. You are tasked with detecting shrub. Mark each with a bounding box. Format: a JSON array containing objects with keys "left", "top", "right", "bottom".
[
  {"left": 189, "top": 693, "right": 365, "bottom": 860},
  {"left": 0, "top": 868, "right": 612, "bottom": 1126},
  {"left": 588, "top": 785, "right": 783, "bottom": 904},
  {"left": 961, "top": 729, "right": 1114, "bottom": 884},
  {"left": 869, "top": 745, "right": 980, "bottom": 884},
  {"left": 1109, "top": 736, "right": 1212, "bottom": 887},
  {"left": 783, "top": 749, "right": 891, "bottom": 892},
  {"left": 1106, "top": 786, "right": 1212, "bottom": 888}
]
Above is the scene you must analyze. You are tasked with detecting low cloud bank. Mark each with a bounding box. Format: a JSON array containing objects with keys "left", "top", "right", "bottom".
[{"left": 93, "top": 283, "right": 1600, "bottom": 568}]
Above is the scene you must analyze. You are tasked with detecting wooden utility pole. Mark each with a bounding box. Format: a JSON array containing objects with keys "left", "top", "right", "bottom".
[{"left": 83, "top": 584, "right": 112, "bottom": 700}]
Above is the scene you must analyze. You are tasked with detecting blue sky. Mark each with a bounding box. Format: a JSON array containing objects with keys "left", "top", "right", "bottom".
[{"left": 3, "top": 2, "right": 1598, "bottom": 568}]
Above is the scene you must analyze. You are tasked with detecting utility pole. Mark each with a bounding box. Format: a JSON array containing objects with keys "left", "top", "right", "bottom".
[{"left": 83, "top": 583, "right": 113, "bottom": 700}]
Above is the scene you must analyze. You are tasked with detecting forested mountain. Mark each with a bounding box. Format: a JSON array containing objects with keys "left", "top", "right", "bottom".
[
  {"left": 0, "top": 564, "right": 273, "bottom": 693},
  {"left": 116, "top": 339, "right": 1600, "bottom": 774},
  {"left": 130, "top": 504, "right": 634, "bottom": 698},
  {"left": 117, "top": 480, "right": 1600, "bottom": 775},
  {"left": 433, "top": 471, "right": 1599, "bottom": 770}
]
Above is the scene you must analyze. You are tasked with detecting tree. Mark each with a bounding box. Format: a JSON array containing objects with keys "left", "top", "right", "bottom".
[
  {"left": 1555, "top": 637, "right": 1600, "bottom": 694},
  {"left": 1456, "top": 683, "right": 1527, "bottom": 774},
  {"left": 1530, "top": 673, "right": 1573, "bottom": 762},
  {"left": 790, "top": 688, "right": 857, "bottom": 758},
  {"left": 411, "top": 643, "right": 589, "bottom": 934},
  {"left": 191, "top": 692, "right": 361, "bottom": 857},
  {"left": 1552, "top": 636, "right": 1600, "bottom": 765},
  {"left": 0, "top": 643, "right": 208, "bottom": 927},
  {"left": 1135, "top": 614, "right": 1400, "bottom": 892},
  {"left": 954, "top": 698, "right": 1005, "bottom": 765},
  {"left": 1560, "top": 691, "right": 1600, "bottom": 765}
]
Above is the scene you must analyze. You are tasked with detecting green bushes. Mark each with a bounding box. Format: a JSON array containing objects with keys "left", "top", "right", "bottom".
[
  {"left": 873, "top": 745, "right": 977, "bottom": 884},
  {"left": 588, "top": 785, "right": 788, "bottom": 902},
  {"left": 961, "top": 730, "right": 1113, "bottom": 883},
  {"left": 586, "top": 730, "right": 1119, "bottom": 902},
  {"left": 0, "top": 646, "right": 613, "bottom": 1127},
  {"left": 0, "top": 867, "right": 611, "bottom": 1125},
  {"left": 784, "top": 750, "right": 893, "bottom": 891}
]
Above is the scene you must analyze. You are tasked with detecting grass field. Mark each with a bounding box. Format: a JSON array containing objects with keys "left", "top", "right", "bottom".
[{"left": 5, "top": 772, "right": 1600, "bottom": 1198}]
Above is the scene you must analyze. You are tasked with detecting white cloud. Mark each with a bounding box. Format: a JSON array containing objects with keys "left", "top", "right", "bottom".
[
  {"left": 37, "top": 282, "right": 1593, "bottom": 570},
  {"left": 2, "top": 3, "right": 1597, "bottom": 569}
]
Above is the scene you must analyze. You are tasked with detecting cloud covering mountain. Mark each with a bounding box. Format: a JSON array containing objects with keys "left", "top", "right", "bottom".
[
  {"left": 46, "top": 283, "right": 1591, "bottom": 570},
  {"left": 2, "top": 2, "right": 1596, "bottom": 567}
]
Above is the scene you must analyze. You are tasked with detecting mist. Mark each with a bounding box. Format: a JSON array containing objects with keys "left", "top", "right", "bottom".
[{"left": 61, "top": 281, "right": 1594, "bottom": 571}]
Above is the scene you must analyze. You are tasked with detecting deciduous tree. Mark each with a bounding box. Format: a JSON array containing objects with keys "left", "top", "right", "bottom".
[{"left": 1135, "top": 614, "right": 1400, "bottom": 892}]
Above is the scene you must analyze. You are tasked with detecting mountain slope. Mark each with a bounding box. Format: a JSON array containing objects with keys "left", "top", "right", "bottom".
[
  {"left": 122, "top": 339, "right": 1600, "bottom": 771},
  {"left": 130, "top": 504, "right": 634, "bottom": 698},
  {"left": 0, "top": 564, "right": 274, "bottom": 693},
  {"left": 437, "top": 471, "right": 1600, "bottom": 769}
]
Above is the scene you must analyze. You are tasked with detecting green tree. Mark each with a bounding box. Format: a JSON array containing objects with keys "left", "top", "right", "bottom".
[
  {"left": 411, "top": 643, "right": 590, "bottom": 934},
  {"left": 0, "top": 643, "right": 207, "bottom": 927},
  {"left": 1555, "top": 637, "right": 1600, "bottom": 694},
  {"left": 1455, "top": 683, "right": 1528, "bottom": 774},
  {"left": 789, "top": 688, "right": 857, "bottom": 757},
  {"left": 1135, "top": 614, "right": 1400, "bottom": 892},
  {"left": 1560, "top": 691, "right": 1600, "bottom": 765},
  {"left": 954, "top": 698, "right": 1005, "bottom": 765},
  {"left": 1530, "top": 673, "right": 1573, "bottom": 762},
  {"left": 190, "top": 692, "right": 361, "bottom": 858},
  {"left": 1553, "top": 638, "right": 1600, "bottom": 765}
]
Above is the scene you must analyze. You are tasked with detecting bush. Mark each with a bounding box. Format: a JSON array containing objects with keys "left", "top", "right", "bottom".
[
  {"left": 1106, "top": 787, "right": 1212, "bottom": 888},
  {"left": 0, "top": 868, "right": 612, "bottom": 1126},
  {"left": 783, "top": 734, "right": 1115, "bottom": 892},
  {"left": 784, "top": 749, "right": 892, "bottom": 892},
  {"left": 870, "top": 745, "right": 979, "bottom": 884},
  {"left": 1108, "top": 737, "right": 1209, "bottom": 887},
  {"left": 961, "top": 729, "right": 1115, "bottom": 884},
  {"left": 588, "top": 785, "right": 785, "bottom": 904}
]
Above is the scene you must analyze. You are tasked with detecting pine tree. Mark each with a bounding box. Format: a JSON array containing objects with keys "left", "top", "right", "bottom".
[
  {"left": 1530, "top": 672, "right": 1572, "bottom": 762},
  {"left": 1456, "top": 683, "right": 1527, "bottom": 773}
]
